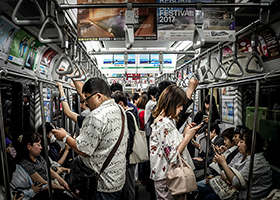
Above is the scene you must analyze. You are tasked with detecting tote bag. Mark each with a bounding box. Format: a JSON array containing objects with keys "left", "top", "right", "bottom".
[
  {"left": 128, "top": 112, "right": 149, "bottom": 164},
  {"left": 166, "top": 153, "right": 197, "bottom": 196},
  {"left": 209, "top": 167, "right": 247, "bottom": 200}
]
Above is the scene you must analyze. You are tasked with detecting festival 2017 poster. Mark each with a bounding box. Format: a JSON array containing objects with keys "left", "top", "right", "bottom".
[{"left": 157, "top": 0, "right": 235, "bottom": 41}]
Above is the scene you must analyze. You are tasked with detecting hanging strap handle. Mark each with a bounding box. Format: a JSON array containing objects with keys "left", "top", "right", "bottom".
[
  {"left": 245, "top": 25, "right": 265, "bottom": 73},
  {"left": 227, "top": 37, "right": 244, "bottom": 77},
  {"left": 98, "top": 106, "right": 125, "bottom": 177},
  {"left": 12, "top": 0, "right": 45, "bottom": 26},
  {"left": 213, "top": 43, "right": 228, "bottom": 80}
]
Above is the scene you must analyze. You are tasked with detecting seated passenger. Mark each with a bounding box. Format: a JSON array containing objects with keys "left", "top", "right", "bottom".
[
  {"left": 37, "top": 123, "right": 71, "bottom": 168},
  {"left": 193, "top": 123, "right": 224, "bottom": 170},
  {"left": 197, "top": 130, "right": 272, "bottom": 200},
  {"left": 17, "top": 133, "right": 71, "bottom": 192}
]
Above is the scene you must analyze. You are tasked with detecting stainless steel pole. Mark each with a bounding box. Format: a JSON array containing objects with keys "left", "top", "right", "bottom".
[
  {"left": 39, "top": 82, "right": 53, "bottom": 200},
  {"left": 0, "top": 89, "right": 12, "bottom": 200},
  {"left": 246, "top": 80, "right": 260, "bottom": 200},
  {"left": 204, "top": 88, "right": 213, "bottom": 178}
]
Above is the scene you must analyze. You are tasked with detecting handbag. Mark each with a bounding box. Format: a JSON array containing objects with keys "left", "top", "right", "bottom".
[
  {"left": 166, "top": 152, "right": 197, "bottom": 196},
  {"left": 66, "top": 107, "right": 125, "bottom": 199},
  {"left": 128, "top": 111, "right": 149, "bottom": 164},
  {"left": 209, "top": 167, "right": 247, "bottom": 200}
]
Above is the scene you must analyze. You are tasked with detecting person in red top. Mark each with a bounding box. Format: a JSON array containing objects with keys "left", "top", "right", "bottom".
[{"left": 136, "top": 94, "right": 148, "bottom": 130}]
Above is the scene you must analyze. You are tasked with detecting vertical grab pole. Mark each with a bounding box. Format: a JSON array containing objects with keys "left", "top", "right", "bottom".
[
  {"left": 204, "top": 87, "right": 213, "bottom": 178},
  {"left": 0, "top": 90, "right": 12, "bottom": 200},
  {"left": 39, "top": 82, "right": 53, "bottom": 200},
  {"left": 246, "top": 80, "right": 260, "bottom": 200}
]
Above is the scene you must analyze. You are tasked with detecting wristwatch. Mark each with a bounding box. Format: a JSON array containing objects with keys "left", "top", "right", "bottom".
[
  {"left": 63, "top": 135, "right": 69, "bottom": 143},
  {"left": 60, "top": 96, "right": 67, "bottom": 102}
]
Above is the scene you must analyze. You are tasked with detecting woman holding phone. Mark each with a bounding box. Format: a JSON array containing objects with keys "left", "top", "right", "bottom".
[
  {"left": 197, "top": 130, "right": 272, "bottom": 200},
  {"left": 150, "top": 84, "right": 201, "bottom": 200}
]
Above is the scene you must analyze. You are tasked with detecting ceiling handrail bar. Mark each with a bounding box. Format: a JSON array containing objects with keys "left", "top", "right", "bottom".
[
  {"left": 12, "top": 0, "right": 45, "bottom": 26},
  {"left": 175, "top": 19, "right": 261, "bottom": 73},
  {"left": 58, "top": 2, "right": 271, "bottom": 10}
]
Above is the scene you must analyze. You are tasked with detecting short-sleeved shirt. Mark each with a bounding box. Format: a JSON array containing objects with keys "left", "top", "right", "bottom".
[
  {"left": 76, "top": 99, "right": 128, "bottom": 193},
  {"left": 19, "top": 155, "right": 48, "bottom": 181},
  {"left": 150, "top": 117, "right": 194, "bottom": 181}
]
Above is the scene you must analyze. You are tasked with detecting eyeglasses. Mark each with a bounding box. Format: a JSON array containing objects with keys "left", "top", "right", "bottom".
[{"left": 84, "top": 92, "right": 99, "bottom": 103}]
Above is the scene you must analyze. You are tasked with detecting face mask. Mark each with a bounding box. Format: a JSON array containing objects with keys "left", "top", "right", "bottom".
[
  {"left": 8, "top": 147, "right": 17, "bottom": 158},
  {"left": 50, "top": 135, "right": 57, "bottom": 144}
]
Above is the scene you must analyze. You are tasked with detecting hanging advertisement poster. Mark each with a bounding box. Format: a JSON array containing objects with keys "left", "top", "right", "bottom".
[
  {"left": 257, "top": 23, "right": 280, "bottom": 61},
  {"left": 39, "top": 48, "right": 57, "bottom": 75},
  {"left": 8, "top": 30, "right": 35, "bottom": 66},
  {"left": 157, "top": 0, "right": 235, "bottom": 41},
  {"left": 0, "top": 16, "right": 19, "bottom": 61},
  {"left": 44, "top": 101, "right": 51, "bottom": 122},
  {"left": 77, "top": 0, "right": 157, "bottom": 41},
  {"left": 222, "top": 98, "right": 234, "bottom": 124},
  {"left": 24, "top": 40, "right": 44, "bottom": 70}
]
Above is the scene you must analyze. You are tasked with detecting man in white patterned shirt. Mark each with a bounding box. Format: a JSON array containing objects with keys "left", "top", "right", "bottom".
[{"left": 53, "top": 78, "right": 128, "bottom": 200}]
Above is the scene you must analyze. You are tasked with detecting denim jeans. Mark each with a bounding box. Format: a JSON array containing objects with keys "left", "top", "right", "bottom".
[{"left": 89, "top": 190, "right": 121, "bottom": 200}]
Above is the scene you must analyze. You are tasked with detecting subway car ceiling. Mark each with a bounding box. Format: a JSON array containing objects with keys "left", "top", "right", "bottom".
[{"left": 0, "top": 0, "right": 279, "bottom": 92}]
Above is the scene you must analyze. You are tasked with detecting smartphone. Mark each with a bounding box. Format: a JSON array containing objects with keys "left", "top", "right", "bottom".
[
  {"left": 191, "top": 139, "right": 200, "bottom": 150},
  {"left": 212, "top": 143, "right": 220, "bottom": 155},
  {"left": 15, "top": 191, "right": 24, "bottom": 199},
  {"left": 34, "top": 181, "right": 41, "bottom": 186},
  {"left": 50, "top": 122, "right": 58, "bottom": 130}
]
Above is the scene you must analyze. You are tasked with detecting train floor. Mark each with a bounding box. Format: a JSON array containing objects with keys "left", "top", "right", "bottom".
[{"left": 135, "top": 181, "right": 152, "bottom": 200}]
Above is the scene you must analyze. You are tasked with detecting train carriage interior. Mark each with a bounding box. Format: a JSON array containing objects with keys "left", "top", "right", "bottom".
[{"left": 1, "top": 0, "right": 280, "bottom": 199}]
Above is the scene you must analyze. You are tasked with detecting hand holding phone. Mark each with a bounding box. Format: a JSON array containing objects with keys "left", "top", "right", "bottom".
[{"left": 15, "top": 191, "right": 24, "bottom": 199}]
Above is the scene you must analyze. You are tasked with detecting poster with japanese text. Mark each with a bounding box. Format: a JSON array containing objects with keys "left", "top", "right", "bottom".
[
  {"left": 0, "top": 16, "right": 19, "bottom": 61},
  {"left": 157, "top": 0, "right": 235, "bottom": 41},
  {"left": 77, "top": 0, "right": 157, "bottom": 41}
]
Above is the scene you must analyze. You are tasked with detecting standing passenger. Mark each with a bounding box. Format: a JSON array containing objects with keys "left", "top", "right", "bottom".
[
  {"left": 112, "top": 91, "right": 136, "bottom": 200},
  {"left": 145, "top": 86, "right": 158, "bottom": 124},
  {"left": 53, "top": 78, "right": 128, "bottom": 200},
  {"left": 150, "top": 84, "right": 201, "bottom": 200}
]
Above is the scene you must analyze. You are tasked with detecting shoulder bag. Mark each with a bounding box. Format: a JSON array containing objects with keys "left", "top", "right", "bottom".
[
  {"left": 166, "top": 152, "right": 197, "bottom": 196},
  {"left": 209, "top": 167, "right": 247, "bottom": 200},
  {"left": 66, "top": 107, "right": 125, "bottom": 199},
  {"left": 128, "top": 111, "right": 149, "bottom": 164}
]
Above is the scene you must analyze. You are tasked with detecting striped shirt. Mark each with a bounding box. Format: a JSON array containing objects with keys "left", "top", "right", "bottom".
[{"left": 19, "top": 155, "right": 48, "bottom": 181}]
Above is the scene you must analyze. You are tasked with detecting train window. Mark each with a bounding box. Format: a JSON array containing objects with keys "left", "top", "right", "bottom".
[{"left": 243, "top": 80, "right": 280, "bottom": 168}]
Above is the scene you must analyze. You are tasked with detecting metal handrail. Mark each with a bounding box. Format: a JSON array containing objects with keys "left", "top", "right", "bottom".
[
  {"left": 245, "top": 26, "right": 265, "bottom": 73},
  {"left": 73, "top": 66, "right": 87, "bottom": 81},
  {"left": 193, "top": 9, "right": 205, "bottom": 49},
  {"left": 226, "top": 37, "right": 244, "bottom": 77},
  {"left": 201, "top": 52, "right": 214, "bottom": 83},
  {"left": 213, "top": 43, "right": 228, "bottom": 80},
  {"left": 38, "top": 17, "right": 63, "bottom": 44},
  {"left": 0, "top": 91, "right": 12, "bottom": 200},
  {"left": 55, "top": 53, "right": 74, "bottom": 75},
  {"left": 66, "top": 62, "right": 82, "bottom": 78},
  {"left": 12, "top": 0, "right": 45, "bottom": 26}
]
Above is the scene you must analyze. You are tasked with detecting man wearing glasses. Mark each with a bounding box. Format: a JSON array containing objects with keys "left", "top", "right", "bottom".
[{"left": 53, "top": 78, "right": 128, "bottom": 200}]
